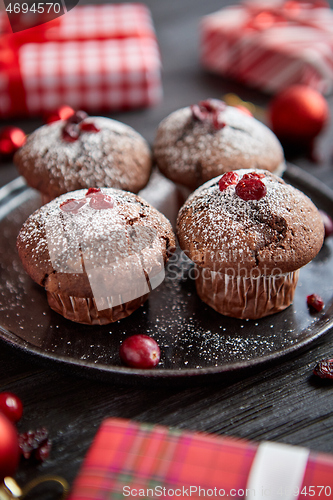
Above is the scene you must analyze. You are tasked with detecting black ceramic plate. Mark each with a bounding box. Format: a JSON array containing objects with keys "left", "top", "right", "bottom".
[{"left": 0, "top": 165, "right": 333, "bottom": 384}]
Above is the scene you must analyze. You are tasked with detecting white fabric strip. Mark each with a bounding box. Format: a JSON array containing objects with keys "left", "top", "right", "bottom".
[{"left": 246, "top": 441, "right": 309, "bottom": 500}]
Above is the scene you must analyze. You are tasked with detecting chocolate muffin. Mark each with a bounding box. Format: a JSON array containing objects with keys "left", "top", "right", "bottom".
[
  {"left": 177, "top": 169, "right": 324, "bottom": 319},
  {"left": 17, "top": 187, "right": 175, "bottom": 325},
  {"left": 154, "top": 99, "right": 285, "bottom": 190},
  {"left": 14, "top": 112, "right": 152, "bottom": 203}
]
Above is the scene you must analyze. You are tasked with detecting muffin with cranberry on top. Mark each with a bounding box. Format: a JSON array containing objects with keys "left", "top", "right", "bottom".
[
  {"left": 17, "top": 187, "right": 175, "bottom": 325},
  {"left": 14, "top": 111, "right": 152, "bottom": 203},
  {"left": 154, "top": 99, "right": 285, "bottom": 191},
  {"left": 177, "top": 169, "right": 324, "bottom": 319}
]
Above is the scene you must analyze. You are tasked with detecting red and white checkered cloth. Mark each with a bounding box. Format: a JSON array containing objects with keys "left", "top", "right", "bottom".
[
  {"left": 200, "top": 0, "right": 333, "bottom": 95},
  {"left": 0, "top": 4, "right": 162, "bottom": 117}
]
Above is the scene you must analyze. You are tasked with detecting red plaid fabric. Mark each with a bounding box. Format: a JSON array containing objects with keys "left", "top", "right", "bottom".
[
  {"left": 68, "top": 418, "right": 333, "bottom": 500},
  {"left": 0, "top": 4, "right": 162, "bottom": 117},
  {"left": 200, "top": 0, "right": 333, "bottom": 95}
]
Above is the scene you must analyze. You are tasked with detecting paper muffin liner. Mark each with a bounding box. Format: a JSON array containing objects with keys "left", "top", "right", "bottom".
[
  {"left": 195, "top": 266, "right": 300, "bottom": 320},
  {"left": 46, "top": 291, "right": 149, "bottom": 325}
]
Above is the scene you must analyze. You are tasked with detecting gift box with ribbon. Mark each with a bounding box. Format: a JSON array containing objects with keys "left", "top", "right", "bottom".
[
  {"left": 0, "top": 3, "right": 162, "bottom": 118},
  {"left": 68, "top": 418, "right": 333, "bottom": 500},
  {"left": 200, "top": 0, "right": 333, "bottom": 95}
]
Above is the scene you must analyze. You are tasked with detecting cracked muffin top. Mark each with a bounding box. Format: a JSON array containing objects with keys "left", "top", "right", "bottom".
[
  {"left": 14, "top": 114, "right": 152, "bottom": 201},
  {"left": 153, "top": 99, "right": 285, "bottom": 190},
  {"left": 16, "top": 187, "right": 175, "bottom": 297},
  {"left": 176, "top": 169, "right": 324, "bottom": 275}
]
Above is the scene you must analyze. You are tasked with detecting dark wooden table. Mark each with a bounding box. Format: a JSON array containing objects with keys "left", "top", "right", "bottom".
[{"left": 1, "top": 1, "right": 333, "bottom": 497}]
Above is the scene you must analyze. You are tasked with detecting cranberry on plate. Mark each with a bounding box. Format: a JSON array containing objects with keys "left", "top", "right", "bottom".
[{"left": 119, "top": 335, "right": 161, "bottom": 369}]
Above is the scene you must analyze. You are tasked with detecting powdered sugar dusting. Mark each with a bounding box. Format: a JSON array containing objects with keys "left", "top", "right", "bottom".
[
  {"left": 177, "top": 169, "right": 324, "bottom": 274},
  {"left": 15, "top": 117, "right": 151, "bottom": 197},
  {"left": 154, "top": 105, "right": 285, "bottom": 188},
  {"left": 0, "top": 176, "right": 332, "bottom": 370},
  {"left": 17, "top": 187, "right": 175, "bottom": 285}
]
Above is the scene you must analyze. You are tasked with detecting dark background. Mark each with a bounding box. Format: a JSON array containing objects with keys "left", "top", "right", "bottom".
[{"left": 1, "top": 0, "right": 333, "bottom": 497}]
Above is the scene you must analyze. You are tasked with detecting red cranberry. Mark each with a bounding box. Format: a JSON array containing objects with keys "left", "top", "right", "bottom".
[
  {"left": 67, "top": 110, "right": 88, "bottom": 124},
  {"left": 307, "top": 293, "right": 324, "bottom": 312},
  {"left": 19, "top": 428, "right": 51, "bottom": 461},
  {"left": 86, "top": 187, "right": 101, "bottom": 197},
  {"left": 199, "top": 99, "right": 226, "bottom": 113},
  {"left": 191, "top": 99, "right": 226, "bottom": 131},
  {"left": 119, "top": 335, "right": 161, "bottom": 369},
  {"left": 80, "top": 122, "right": 100, "bottom": 133},
  {"left": 218, "top": 171, "right": 239, "bottom": 191},
  {"left": 62, "top": 123, "right": 80, "bottom": 142},
  {"left": 60, "top": 198, "right": 87, "bottom": 214},
  {"left": 191, "top": 104, "right": 210, "bottom": 122},
  {"left": 89, "top": 193, "right": 114, "bottom": 210},
  {"left": 313, "top": 359, "right": 333, "bottom": 379},
  {"left": 319, "top": 210, "right": 333, "bottom": 239},
  {"left": 0, "top": 392, "right": 23, "bottom": 423},
  {"left": 35, "top": 440, "right": 52, "bottom": 461},
  {"left": 212, "top": 114, "right": 226, "bottom": 130},
  {"left": 242, "top": 172, "right": 265, "bottom": 180},
  {"left": 235, "top": 178, "right": 267, "bottom": 201}
]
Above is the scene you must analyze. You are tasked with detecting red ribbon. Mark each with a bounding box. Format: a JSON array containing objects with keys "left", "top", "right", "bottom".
[{"left": 244, "top": 0, "right": 330, "bottom": 31}]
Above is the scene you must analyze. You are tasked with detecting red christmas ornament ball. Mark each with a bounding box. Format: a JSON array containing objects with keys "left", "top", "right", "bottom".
[
  {"left": 45, "top": 105, "right": 75, "bottom": 124},
  {"left": 0, "top": 127, "right": 26, "bottom": 156},
  {"left": 269, "top": 85, "right": 329, "bottom": 143},
  {"left": 0, "top": 412, "right": 20, "bottom": 480}
]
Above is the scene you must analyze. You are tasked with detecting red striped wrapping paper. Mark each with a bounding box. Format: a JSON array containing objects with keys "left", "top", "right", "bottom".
[
  {"left": 0, "top": 4, "right": 162, "bottom": 117},
  {"left": 200, "top": 0, "right": 333, "bottom": 95},
  {"left": 68, "top": 418, "right": 333, "bottom": 500}
]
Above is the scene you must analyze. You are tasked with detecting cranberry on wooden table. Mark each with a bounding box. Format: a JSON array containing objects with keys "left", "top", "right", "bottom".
[
  {"left": 19, "top": 427, "right": 51, "bottom": 462},
  {"left": 313, "top": 359, "right": 333, "bottom": 380}
]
